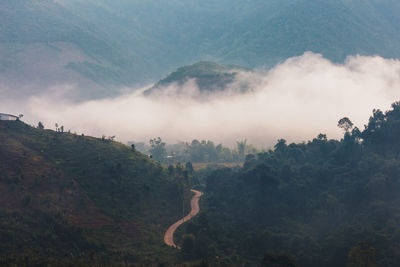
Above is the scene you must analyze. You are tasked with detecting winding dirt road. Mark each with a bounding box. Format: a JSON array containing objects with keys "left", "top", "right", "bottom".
[{"left": 164, "top": 189, "right": 203, "bottom": 249}]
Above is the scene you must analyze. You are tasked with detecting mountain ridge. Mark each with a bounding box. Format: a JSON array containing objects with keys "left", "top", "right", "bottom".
[{"left": 2, "top": 0, "right": 400, "bottom": 99}]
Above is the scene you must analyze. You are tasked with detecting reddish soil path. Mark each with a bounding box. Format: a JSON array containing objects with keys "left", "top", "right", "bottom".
[{"left": 164, "top": 189, "right": 203, "bottom": 249}]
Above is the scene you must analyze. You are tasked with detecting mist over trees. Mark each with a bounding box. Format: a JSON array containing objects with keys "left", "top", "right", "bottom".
[
  {"left": 130, "top": 138, "right": 260, "bottom": 163},
  {"left": 178, "top": 101, "right": 400, "bottom": 266},
  {"left": 149, "top": 137, "right": 167, "bottom": 161}
]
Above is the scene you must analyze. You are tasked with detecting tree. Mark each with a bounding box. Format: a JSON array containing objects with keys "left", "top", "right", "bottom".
[
  {"left": 168, "top": 165, "right": 174, "bottom": 175},
  {"left": 37, "top": 121, "right": 44, "bottom": 129},
  {"left": 317, "top": 133, "right": 327, "bottom": 141},
  {"left": 185, "top": 162, "right": 194, "bottom": 175},
  {"left": 149, "top": 137, "right": 166, "bottom": 161},
  {"left": 244, "top": 154, "right": 256, "bottom": 169},
  {"left": 351, "top": 127, "right": 362, "bottom": 143},
  {"left": 188, "top": 139, "right": 205, "bottom": 162},
  {"left": 338, "top": 117, "right": 354, "bottom": 133},
  {"left": 194, "top": 259, "right": 210, "bottom": 267},
  {"left": 347, "top": 243, "right": 377, "bottom": 267},
  {"left": 274, "top": 139, "right": 287, "bottom": 154},
  {"left": 236, "top": 139, "right": 247, "bottom": 161},
  {"left": 182, "top": 234, "right": 195, "bottom": 253},
  {"left": 261, "top": 253, "right": 297, "bottom": 267}
]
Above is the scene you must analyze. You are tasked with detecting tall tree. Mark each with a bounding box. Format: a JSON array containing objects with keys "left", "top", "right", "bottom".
[
  {"left": 338, "top": 117, "right": 354, "bottom": 133},
  {"left": 149, "top": 137, "right": 166, "bottom": 161},
  {"left": 236, "top": 139, "right": 247, "bottom": 161},
  {"left": 37, "top": 121, "right": 44, "bottom": 129}
]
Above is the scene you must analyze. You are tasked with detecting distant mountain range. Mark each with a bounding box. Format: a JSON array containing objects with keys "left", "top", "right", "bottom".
[{"left": 1, "top": 0, "right": 400, "bottom": 99}]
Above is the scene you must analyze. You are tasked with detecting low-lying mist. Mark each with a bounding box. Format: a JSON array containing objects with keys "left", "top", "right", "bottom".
[{"left": 3, "top": 52, "right": 400, "bottom": 147}]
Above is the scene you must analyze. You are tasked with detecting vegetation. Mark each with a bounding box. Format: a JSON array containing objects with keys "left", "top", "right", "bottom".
[
  {"left": 131, "top": 138, "right": 260, "bottom": 164},
  {"left": 145, "top": 61, "right": 250, "bottom": 95},
  {"left": 178, "top": 101, "right": 400, "bottom": 266},
  {"left": 0, "top": 120, "right": 194, "bottom": 265},
  {"left": 5, "top": 101, "right": 400, "bottom": 265}
]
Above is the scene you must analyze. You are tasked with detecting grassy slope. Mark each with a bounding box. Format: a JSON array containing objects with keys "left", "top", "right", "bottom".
[{"left": 0, "top": 120, "right": 190, "bottom": 265}]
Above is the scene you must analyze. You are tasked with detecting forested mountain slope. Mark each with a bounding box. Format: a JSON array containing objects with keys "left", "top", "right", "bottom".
[
  {"left": 2, "top": 0, "right": 400, "bottom": 99},
  {"left": 0, "top": 120, "right": 191, "bottom": 265},
  {"left": 181, "top": 102, "right": 400, "bottom": 266}
]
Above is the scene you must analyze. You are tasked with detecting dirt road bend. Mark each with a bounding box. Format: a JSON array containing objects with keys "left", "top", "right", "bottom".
[{"left": 164, "top": 189, "right": 203, "bottom": 249}]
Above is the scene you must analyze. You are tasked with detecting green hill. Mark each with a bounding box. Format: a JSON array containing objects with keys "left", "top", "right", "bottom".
[
  {"left": 0, "top": 120, "right": 191, "bottom": 265},
  {"left": 144, "top": 61, "right": 250, "bottom": 95}
]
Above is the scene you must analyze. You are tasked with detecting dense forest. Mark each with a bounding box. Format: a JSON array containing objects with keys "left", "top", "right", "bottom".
[{"left": 178, "top": 101, "right": 400, "bottom": 266}]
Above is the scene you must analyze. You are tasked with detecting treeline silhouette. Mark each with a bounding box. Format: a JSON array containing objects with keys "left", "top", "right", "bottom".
[{"left": 181, "top": 101, "right": 400, "bottom": 266}]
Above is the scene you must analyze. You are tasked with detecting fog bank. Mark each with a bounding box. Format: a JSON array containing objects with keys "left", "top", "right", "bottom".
[{"left": 4, "top": 52, "right": 400, "bottom": 147}]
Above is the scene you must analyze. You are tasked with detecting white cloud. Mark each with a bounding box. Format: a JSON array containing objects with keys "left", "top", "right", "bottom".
[{"left": 4, "top": 52, "right": 400, "bottom": 147}]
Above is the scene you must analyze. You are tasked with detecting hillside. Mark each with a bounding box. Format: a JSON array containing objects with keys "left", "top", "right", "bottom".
[
  {"left": 213, "top": 0, "right": 400, "bottom": 66},
  {"left": 2, "top": 0, "right": 400, "bottom": 99},
  {"left": 0, "top": 120, "right": 191, "bottom": 265},
  {"left": 144, "top": 61, "right": 250, "bottom": 95},
  {"left": 179, "top": 102, "right": 400, "bottom": 266},
  {"left": 0, "top": 0, "right": 154, "bottom": 99}
]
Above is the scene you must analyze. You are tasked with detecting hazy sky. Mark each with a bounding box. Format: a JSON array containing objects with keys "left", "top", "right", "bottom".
[{"left": 2, "top": 52, "right": 400, "bottom": 147}]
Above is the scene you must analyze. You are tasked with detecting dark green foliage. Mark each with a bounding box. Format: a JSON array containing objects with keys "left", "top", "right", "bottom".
[
  {"left": 0, "top": 210, "right": 95, "bottom": 265},
  {"left": 347, "top": 243, "right": 377, "bottom": 267},
  {"left": 362, "top": 101, "right": 400, "bottom": 154},
  {"left": 186, "top": 162, "right": 194, "bottom": 175},
  {"left": 22, "top": 194, "right": 31, "bottom": 207},
  {"left": 194, "top": 259, "right": 210, "bottom": 267},
  {"left": 37, "top": 121, "right": 44, "bottom": 129},
  {"left": 262, "top": 253, "right": 297, "bottom": 267},
  {"left": 0, "top": 121, "right": 189, "bottom": 265},
  {"left": 338, "top": 117, "right": 354, "bottom": 133},
  {"left": 190, "top": 102, "right": 400, "bottom": 266},
  {"left": 182, "top": 234, "right": 196, "bottom": 253}
]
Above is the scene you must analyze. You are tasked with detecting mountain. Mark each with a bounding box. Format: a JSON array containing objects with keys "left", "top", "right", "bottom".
[
  {"left": 212, "top": 0, "right": 400, "bottom": 66},
  {"left": 0, "top": 120, "right": 191, "bottom": 265},
  {"left": 0, "top": 0, "right": 157, "bottom": 99},
  {"left": 144, "top": 61, "right": 250, "bottom": 95},
  {"left": 1, "top": 0, "right": 400, "bottom": 99}
]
